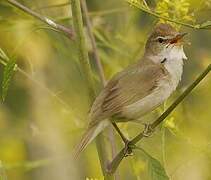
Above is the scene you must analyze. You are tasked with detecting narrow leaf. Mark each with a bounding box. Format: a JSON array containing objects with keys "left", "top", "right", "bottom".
[
  {"left": 0, "top": 48, "right": 9, "bottom": 61},
  {"left": 135, "top": 148, "right": 169, "bottom": 180},
  {"left": 200, "top": 21, "right": 211, "bottom": 29},
  {"left": 148, "top": 156, "right": 169, "bottom": 180},
  {"left": 1, "top": 51, "right": 16, "bottom": 102}
]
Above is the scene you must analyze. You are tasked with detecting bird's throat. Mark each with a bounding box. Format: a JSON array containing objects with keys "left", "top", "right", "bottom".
[{"left": 163, "top": 47, "right": 186, "bottom": 90}]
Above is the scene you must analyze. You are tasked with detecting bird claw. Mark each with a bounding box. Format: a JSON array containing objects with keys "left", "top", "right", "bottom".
[
  {"left": 123, "top": 140, "right": 133, "bottom": 157},
  {"left": 122, "top": 124, "right": 154, "bottom": 156},
  {"left": 142, "top": 123, "right": 154, "bottom": 137}
]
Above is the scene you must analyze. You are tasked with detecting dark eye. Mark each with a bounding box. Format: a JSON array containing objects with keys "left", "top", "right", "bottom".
[{"left": 158, "top": 38, "right": 164, "bottom": 43}]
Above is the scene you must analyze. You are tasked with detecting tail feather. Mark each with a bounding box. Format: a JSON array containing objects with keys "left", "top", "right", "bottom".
[{"left": 73, "top": 120, "right": 109, "bottom": 159}]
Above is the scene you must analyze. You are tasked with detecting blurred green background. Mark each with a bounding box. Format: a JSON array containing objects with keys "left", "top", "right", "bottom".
[{"left": 0, "top": 0, "right": 211, "bottom": 179}]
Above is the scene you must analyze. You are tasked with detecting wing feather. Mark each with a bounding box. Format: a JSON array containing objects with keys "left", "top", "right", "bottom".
[{"left": 89, "top": 61, "right": 168, "bottom": 126}]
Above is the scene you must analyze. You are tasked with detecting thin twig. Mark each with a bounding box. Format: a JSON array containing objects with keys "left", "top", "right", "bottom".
[
  {"left": 108, "top": 64, "right": 211, "bottom": 174},
  {"left": 33, "top": 2, "right": 70, "bottom": 10},
  {"left": 81, "top": 2, "right": 121, "bottom": 179},
  {"left": 89, "top": 8, "right": 127, "bottom": 17},
  {"left": 79, "top": 1, "right": 115, "bottom": 179},
  {"left": 6, "top": 0, "right": 75, "bottom": 39},
  {"left": 142, "top": 0, "right": 150, "bottom": 10},
  {"left": 55, "top": 8, "right": 127, "bottom": 23},
  {"left": 16, "top": 67, "right": 71, "bottom": 109},
  {"left": 161, "top": 126, "right": 168, "bottom": 173},
  {"left": 71, "top": 0, "right": 96, "bottom": 99},
  {"left": 5, "top": 158, "right": 51, "bottom": 171},
  {"left": 126, "top": 0, "right": 211, "bottom": 30},
  {"left": 80, "top": 0, "right": 106, "bottom": 85},
  {"left": 34, "top": 2, "right": 126, "bottom": 17},
  {"left": 161, "top": 103, "right": 168, "bottom": 171}
]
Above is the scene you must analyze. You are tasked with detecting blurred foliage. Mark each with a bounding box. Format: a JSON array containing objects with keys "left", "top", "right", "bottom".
[
  {"left": 0, "top": 0, "right": 210, "bottom": 180},
  {"left": 156, "top": 0, "right": 195, "bottom": 28}
]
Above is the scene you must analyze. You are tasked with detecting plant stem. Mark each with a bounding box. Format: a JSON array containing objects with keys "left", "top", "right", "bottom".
[
  {"left": 126, "top": 0, "right": 211, "bottom": 30},
  {"left": 33, "top": 2, "right": 71, "bottom": 10},
  {"left": 71, "top": 1, "right": 114, "bottom": 179},
  {"left": 161, "top": 103, "right": 167, "bottom": 170},
  {"left": 161, "top": 126, "right": 167, "bottom": 169},
  {"left": 80, "top": 0, "right": 106, "bottom": 85},
  {"left": 80, "top": 0, "right": 119, "bottom": 176},
  {"left": 81, "top": 1, "right": 118, "bottom": 179},
  {"left": 108, "top": 64, "right": 211, "bottom": 174},
  {"left": 6, "top": 0, "right": 74, "bottom": 39},
  {"left": 71, "top": 0, "right": 95, "bottom": 100}
]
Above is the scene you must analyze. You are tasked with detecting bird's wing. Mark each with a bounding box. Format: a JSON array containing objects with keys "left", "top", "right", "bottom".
[{"left": 89, "top": 61, "right": 168, "bottom": 126}]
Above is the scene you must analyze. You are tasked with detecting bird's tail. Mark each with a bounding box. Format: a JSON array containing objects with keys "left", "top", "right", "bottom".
[{"left": 73, "top": 120, "right": 109, "bottom": 159}]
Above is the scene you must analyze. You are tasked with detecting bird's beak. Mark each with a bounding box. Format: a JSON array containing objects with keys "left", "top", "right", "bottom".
[{"left": 169, "top": 32, "right": 188, "bottom": 44}]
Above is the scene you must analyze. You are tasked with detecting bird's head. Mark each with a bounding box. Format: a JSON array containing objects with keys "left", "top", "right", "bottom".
[{"left": 145, "top": 23, "right": 188, "bottom": 63}]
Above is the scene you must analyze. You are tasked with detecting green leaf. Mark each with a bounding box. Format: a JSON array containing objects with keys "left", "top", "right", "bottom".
[
  {"left": 135, "top": 148, "right": 169, "bottom": 180},
  {"left": 148, "top": 155, "right": 169, "bottom": 180},
  {"left": 200, "top": 21, "right": 211, "bottom": 29},
  {"left": 0, "top": 48, "right": 9, "bottom": 61},
  {"left": 1, "top": 50, "right": 16, "bottom": 102}
]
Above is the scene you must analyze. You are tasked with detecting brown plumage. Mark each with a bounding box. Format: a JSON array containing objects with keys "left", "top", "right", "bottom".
[
  {"left": 89, "top": 60, "right": 168, "bottom": 126},
  {"left": 73, "top": 23, "right": 187, "bottom": 158}
]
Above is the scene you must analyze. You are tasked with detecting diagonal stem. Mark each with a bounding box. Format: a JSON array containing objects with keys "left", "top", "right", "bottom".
[
  {"left": 107, "top": 64, "right": 211, "bottom": 174},
  {"left": 6, "top": 0, "right": 74, "bottom": 39}
]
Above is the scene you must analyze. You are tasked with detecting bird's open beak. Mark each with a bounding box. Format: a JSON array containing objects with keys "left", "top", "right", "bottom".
[{"left": 170, "top": 32, "right": 188, "bottom": 44}]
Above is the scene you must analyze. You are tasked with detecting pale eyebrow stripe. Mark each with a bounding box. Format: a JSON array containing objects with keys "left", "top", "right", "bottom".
[{"left": 153, "top": 35, "right": 175, "bottom": 42}]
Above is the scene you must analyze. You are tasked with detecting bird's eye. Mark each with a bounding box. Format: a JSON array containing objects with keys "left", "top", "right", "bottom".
[{"left": 158, "top": 38, "right": 164, "bottom": 43}]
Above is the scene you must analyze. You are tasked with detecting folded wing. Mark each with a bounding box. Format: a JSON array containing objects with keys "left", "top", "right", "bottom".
[{"left": 89, "top": 61, "right": 168, "bottom": 127}]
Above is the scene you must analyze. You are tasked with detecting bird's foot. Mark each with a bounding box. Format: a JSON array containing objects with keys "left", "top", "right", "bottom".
[
  {"left": 142, "top": 123, "right": 154, "bottom": 137},
  {"left": 112, "top": 122, "right": 134, "bottom": 155},
  {"left": 123, "top": 139, "right": 134, "bottom": 157}
]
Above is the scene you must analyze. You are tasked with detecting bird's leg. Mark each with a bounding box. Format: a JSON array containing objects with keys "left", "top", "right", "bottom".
[
  {"left": 142, "top": 123, "right": 154, "bottom": 137},
  {"left": 112, "top": 122, "right": 133, "bottom": 156},
  {"left": 112, "top": 122, "right": 128, "bottom": 143}
]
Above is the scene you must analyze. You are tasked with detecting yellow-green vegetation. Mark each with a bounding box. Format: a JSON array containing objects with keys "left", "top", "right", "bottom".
[
  {"left": 0, "top": 0, "right": 210, "bottom": 180},
  {"left": 156, "top": 0, "right": 195, "bottom": 27}
]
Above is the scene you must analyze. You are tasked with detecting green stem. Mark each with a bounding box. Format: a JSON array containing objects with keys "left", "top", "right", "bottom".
[
  {"left": 33, "top": 2, "right": 70, "bottom": 10},
  {"left": 108, "top": 64, "right": 211, "bottom": 174},
  {"left": 161, "top": 103, "right": 167, "bottom": 170},
  {"left": 80, "top": 0, "right": 106, "bottom": 85},
  {"left": 71, "top": 0, "right": 95, "bottom": 100},
  {"left": 71, "top": 1, "right": 114, "bottom": 179},
  {"left": 161, "top": 126, "right": 167, "bottom": 169},
  {"left": 81, "top": 1, "right": 118, "bottom": 179},
  {"left": 6, "top": 0, "right": 74, "bottom": 38},
  {"left": 126, "top": 0, "right": 211, "bottom": 30},
  {"left": 0, "top": 59, "right": 7, "bottom": 66}
]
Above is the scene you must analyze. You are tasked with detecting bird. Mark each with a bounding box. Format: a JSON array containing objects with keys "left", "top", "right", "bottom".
[{"left": 74, "top": 23, "right": 188, "bottom": 158}]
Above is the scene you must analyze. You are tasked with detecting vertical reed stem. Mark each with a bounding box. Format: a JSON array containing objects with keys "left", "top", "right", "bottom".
[{"left": 71, "top": 0, "right": 114, "bottom": 179}]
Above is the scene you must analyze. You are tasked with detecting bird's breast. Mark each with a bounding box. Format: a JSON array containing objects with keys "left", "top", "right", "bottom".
[
  {"left": 164, "top": 52, "right": 184, "bottom": 90},
  {"left": 121, "top": 80, "right": 173, "bottom": 119}
]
